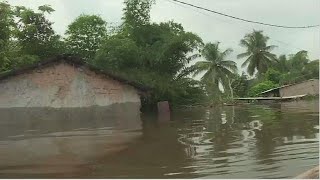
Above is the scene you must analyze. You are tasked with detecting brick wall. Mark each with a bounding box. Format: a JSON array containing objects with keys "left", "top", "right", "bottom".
[
  {"left": 280, "top": 79, "right": 319, "bottom": 97},
  {"left": 0, "top": 62, "right": 141, "bottom": 108}
]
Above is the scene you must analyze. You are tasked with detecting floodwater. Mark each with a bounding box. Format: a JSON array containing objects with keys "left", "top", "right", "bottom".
[{"left": 0, "top": 100, "right": 318, "bottom": 178}]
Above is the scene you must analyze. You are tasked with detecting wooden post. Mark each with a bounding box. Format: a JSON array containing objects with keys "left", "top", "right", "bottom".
[{"left": 157, "top": 101, "right": 170, "bottom": 122}]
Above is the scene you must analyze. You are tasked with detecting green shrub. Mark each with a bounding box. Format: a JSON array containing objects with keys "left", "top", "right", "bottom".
[
  {"left": 248, "top": 80, "right": 278, "bottom": 97},
  {"left": 264, "top": 68, "right": 281, "bottom": 84}
]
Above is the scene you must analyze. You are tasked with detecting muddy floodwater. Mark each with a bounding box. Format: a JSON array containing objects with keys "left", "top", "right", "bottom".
[{"left": 0, "top": 100, "right": 318, "bottom": 178}]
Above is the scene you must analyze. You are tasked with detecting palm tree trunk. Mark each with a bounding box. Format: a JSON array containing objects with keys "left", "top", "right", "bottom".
[{"left": 228, "top": 78, "right": 234, "bottom": 100}]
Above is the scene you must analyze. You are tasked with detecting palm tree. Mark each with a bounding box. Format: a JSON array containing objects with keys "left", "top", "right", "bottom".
[
  {"left": 274, "top": 54, "right": 289, "bottom": 73},
  {"left": 191, "top": 42, "right": 237, "bottom": 100},
  {"left": 288, "top": 50, "right": 309, "bottom": 70},
  {"left": 237, "top": 30, "right": 277, "bottom": 76}
]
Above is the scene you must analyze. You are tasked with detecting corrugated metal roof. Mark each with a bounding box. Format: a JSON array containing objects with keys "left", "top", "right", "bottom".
[
  {"left": 259, "top": 84, "right": 290, "bottom": 94},
  {"left": 234, "top": 94, "right": 307, "bottom": 100}
]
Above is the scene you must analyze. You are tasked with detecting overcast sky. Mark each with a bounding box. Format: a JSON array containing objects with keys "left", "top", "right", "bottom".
[{"left": 7, "top": 0, "right": 320, "bottom": 73}]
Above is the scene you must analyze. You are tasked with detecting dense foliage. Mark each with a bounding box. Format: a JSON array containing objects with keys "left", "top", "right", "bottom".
[
  {"left": 15, "top": 5, "right": 62, "bottom": 59},
  {"left": 65, "top": 15, "right": 107, "bottom": 61},
  {"left": 242, "top": 49, "right": 319, "bottom": 97},
  {"left": 95, "top": 21, "right": 205, "bottom": 108},
  {"left": 231, "top": 73, "right": 250, "bottom": 98},
  {"left": 0, "top": 1, "right": 62, "bottom": 71},
  {"left": 248, "top": 80, "right": 278, "bottom": 97},
  {"left": 0, "top": 0, "right": 318, "bottom": 109}
]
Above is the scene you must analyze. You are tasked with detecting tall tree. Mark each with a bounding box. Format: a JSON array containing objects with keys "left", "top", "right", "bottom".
[
  {"left": 65, "top": 14, "right": 107, "bottom": 62},
  {"left": 274, "top": 54, "right": 289, "bottom": 73},
  {"left": 0, "top": 1, "right": 15, "bottom": 71},
  {"left": 288, "top": 50, "right": 309, "bottom": 70},
  {"left": 121, "top": 0, "right": 157, "bottom": 45},
  {"left": 279, "top": 50, "right": 317, "bottom": 84},
  {"left": 95, "top": 35, "right": 141, "bottom": 69},
  {"left": 144, "top": 21, "right": 203, "bottom": 77},
  {"left": 237, "top": 30, "right": 277, "bottom": 76},
  {"left": 0, "top": 2, "right": 43, "bottom": 71},
  {"left": 231, "top": 73, "right": 249, "bottom": 97},
  {"left": 191, "top": 42, "right": 237, "bottom": 100},
  {"left": 122, "top": 0, "right": 155, "bottom": 30},
  {"left": 96, "top": 0, "right": 204, "bottom": 108},
  {"left": 0, "top": 1, "right": 14, "bottom": 51},
  {"left": 14, "top": 5, "right": 62, "bottom": 59},
  {"left": 302, "top": 59, "right": 319, "bottom": 80},
  {"left": 95, "top": 21, "right": 204, "bottom": 107}
]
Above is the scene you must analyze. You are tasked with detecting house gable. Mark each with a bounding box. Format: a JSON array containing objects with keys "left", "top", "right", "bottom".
[{"left": 0, "top": 57, "right": 142, "bottom": 108}]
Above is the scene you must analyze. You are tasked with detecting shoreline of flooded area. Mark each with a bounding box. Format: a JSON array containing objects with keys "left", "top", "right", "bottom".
[{"left": 0, "top": 100, "right": 319, "bottom": 178}]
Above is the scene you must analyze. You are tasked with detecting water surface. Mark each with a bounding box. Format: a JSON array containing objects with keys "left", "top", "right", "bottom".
[{"left": 0, "top": 100, "right": 318, "bottom": 178}]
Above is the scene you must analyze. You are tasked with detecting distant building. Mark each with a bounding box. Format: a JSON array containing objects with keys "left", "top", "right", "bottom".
[
  {"left": 259, "top": 79, "right": 319, "bottom": 97},
  {"left": 0, "top": 55, "right": 149, "bottom": 108}
]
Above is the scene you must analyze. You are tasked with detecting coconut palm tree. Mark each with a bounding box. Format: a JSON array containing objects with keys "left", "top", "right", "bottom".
[
  {"left": 274, "top": 54, "right": 289, "bottom": 73},
  {"left": 190, "top": 42, "right": 237, "bottom": 100},
  {"left": 237, "top": 30, "right": 277, "bottom": 76},
  {"left": 288, "top": 50, "right": 309, "bottom": 70}
]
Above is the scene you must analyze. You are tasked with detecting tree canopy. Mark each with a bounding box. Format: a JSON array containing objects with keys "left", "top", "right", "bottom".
[
  {"left": 65, "top": 14, "right": 107, "bottom": 61},
  {"left": 15, "top": 4, "right": 62, "bottom": 58},
  {"left": 237, "top": 30, "right": 277, "bottom": 76},
  {"left": 190, "top": 42, "right": 237, "bottom": 101}
]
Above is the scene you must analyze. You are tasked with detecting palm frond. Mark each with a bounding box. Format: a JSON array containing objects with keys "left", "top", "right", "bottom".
[
  {"left": 264, "top": 52, "right": 277, "bottom": 62},
  {"left": 264, "top": 45, "right": 277, "bottom": 52},
  {"left": 220, "top": 60, "right": 238, "bottom": 73},
  {"left": 202, "top": 43, "right": 219, "bottom": 63},
  {"left": 247, "top": 60, "right": 256, "bottom": 76},
  {"left": 220, "top": 48, "right": 233, "bottom": 58},
  {"left": 239, "top": 39, "right": 250, "bottom": 48},
  {"left": 238, "top": 30, "right": 277, "bottom": 75},
  {"left": 219, "top": 67, "right": 235, "bottom": 79},
  {"left": 186, "top": 53, "right": 201, "bottom": 63},
  {"left": 201, "top": 68, "right": 214, "bottom": 83},
  {"left": 191, "top": 61, "right": 211, "bottom": 77},
  {"left": 175, "top": 66, "right": 196, "bottom": 80},
  {"left": 237, "top": 52, "right": 250, "bottom": 59},
  {"left": 241, "top": 55, "right": 252, "bottom": 68}
]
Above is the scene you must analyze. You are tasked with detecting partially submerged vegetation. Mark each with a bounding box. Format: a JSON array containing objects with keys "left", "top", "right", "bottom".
[{"left": 0, "top": 0, "right": 318, "bottom": 110}]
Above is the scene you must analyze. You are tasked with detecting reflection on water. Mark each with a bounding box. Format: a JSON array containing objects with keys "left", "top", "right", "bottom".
[
  {"left": 0, "top": 100, "right": 318, "bottom": 178},
  {"left": 0, "top": 103, "right": 142, "bottom": 178}
]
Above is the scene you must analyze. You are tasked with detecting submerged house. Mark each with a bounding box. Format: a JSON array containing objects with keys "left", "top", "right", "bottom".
[
  {"left": 0, "top": 55, "right": 148, "bottom": 108},
  {"left": 259, "top": 79, "right": 319, "bottom": 97},
  {"left": 0, "top": 55, "right": 149, "bottom": 171}
]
